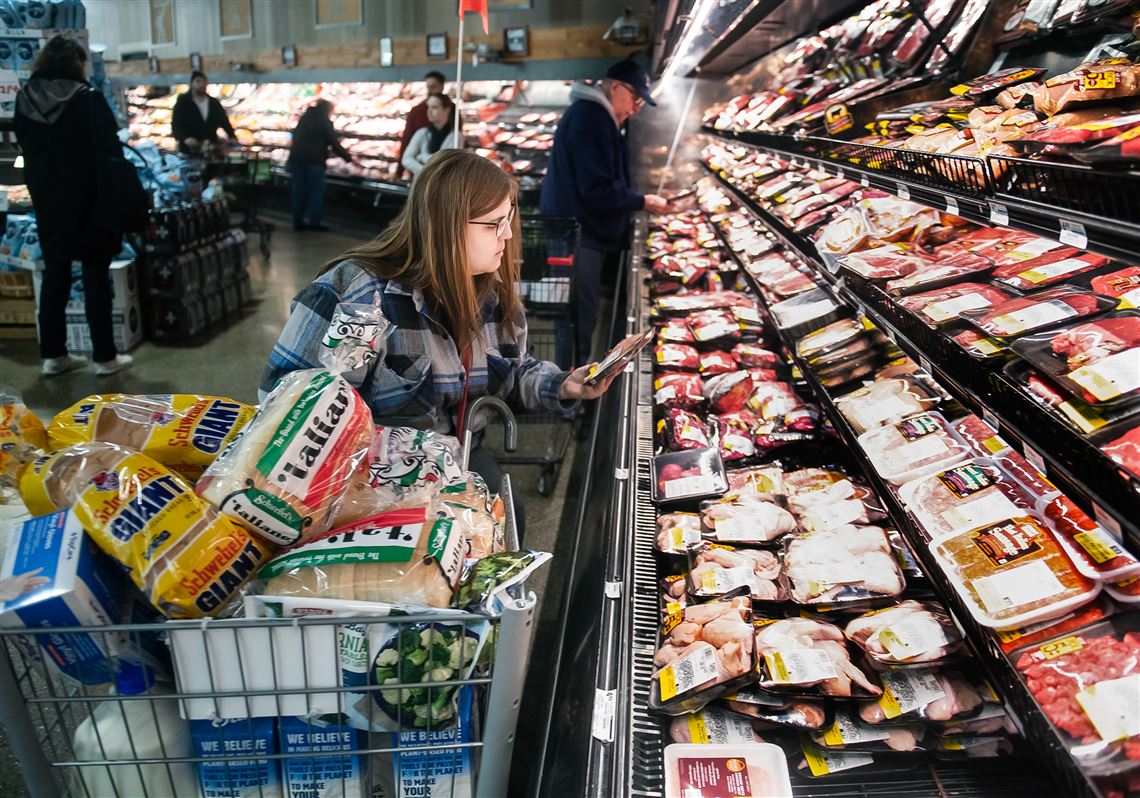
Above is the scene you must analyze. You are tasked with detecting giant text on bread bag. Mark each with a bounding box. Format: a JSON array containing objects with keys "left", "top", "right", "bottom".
[
  {"left": 46, "top": 394, "right": 255, "bottom": 481},
  {"left": 18, "top": 442, "right": 273, "bottom": 618},
  {"left": 196, "top": 302, "right": 389, "bottom": 546}
]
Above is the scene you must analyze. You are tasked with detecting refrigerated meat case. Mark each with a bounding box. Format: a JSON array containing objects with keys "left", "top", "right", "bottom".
[{"left": 513, "top": 2, "right": 1140, "bottom": 796}]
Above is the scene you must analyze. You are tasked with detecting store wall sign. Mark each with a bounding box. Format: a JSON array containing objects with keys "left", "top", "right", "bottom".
[
  {"left": 504, "top": 25, "right": 529, "bottom": 56},
  {"left": 426, "top": 33, "right": 448, "bottom": 59},
  {"left": 379, "top": 36, "right": 393, "bottom": 67}
]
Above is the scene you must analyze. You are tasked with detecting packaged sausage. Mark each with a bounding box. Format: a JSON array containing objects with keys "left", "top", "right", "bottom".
[
  {"left": 18, "top": 442, "right": 272, "bottom": 618},
  {"left": 0, "top": 388, "right": 45, "bottom": 487},
  {"left": 932, "top": 516, "right": 1100, "bottom": 630},
  {"left": 197, "top": 302, "right": 384, "bottom": 546},
  {"left": 897, "top": 458, "right": 1040, "bottom": 540},
  {"left": 834, "top": 379, "right": 938, "bottom": 435},
  {"left": 45, "top": 394, "right": 255, "bottom": 481},
  {"left": 857, "top": 412, "right": 970, "bottom": 486}
]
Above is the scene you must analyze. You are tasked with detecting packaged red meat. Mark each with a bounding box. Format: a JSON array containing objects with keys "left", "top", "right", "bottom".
[
  {"left": 1102, "top": 424, "right": 1140, "bottom": 477},
  {"left": 1031, "top": 62, "right": 1140, "bottom": 116},
  {"left": 656, "top": 291, "right": 753, "bottom": 315},
  {"left": 733, "top": 342, "right": 779, "bottom": 368},
  {"left": 651, "top": 593, "right": 757, "bottom": 715},
  {"left": 688, "top": 309, "right": 742, "bottom": 344},
  {"left": 1004, "top": 360, "right": 1125, "bottom": 436},
  {"left": 811, "top": 706, "right": 927, "bottom": 753},
  {"left": 700, "top": 494, "right": 798, "bottom": 545},
  {"left": 663, "top": 743, "right": 792, "bottom": 797},
  {"left": 1090, "top": 267, "right": 1140, "bottom": 309},
  {"left": 815, "top": 196, "right": 952, "bottom": 257},
  {"left": 700, "top": 350, "right": 738, "bottom": 376},
  {"left": 748, "top": 381, "right": 802, "bottom": 420},
  {"left": 838, "top": 243, "right": 939, "bottom": 281},
  {"left": 1011, "top": 311, "right": 1140, "bottom": 405},
  {"left": 732, "top": 304, "right": 767, "bottom": 334},
  {"left": 845, "top": 601, "right": 965, "bottom": 667},
  {"left": 953, "top": 328, "right": 1010, "bottom": 361},
  {"left": 884, "top": 254, "right": 996, "bottom": 296},
  {"left": 657, "top": 512, "right": 703, "bottom": 555},
  {"left": 1074, "top": 124, "right": 1140, "bottom": 164},
  {"left": 769, "top": 289, "right": 841, "bottom": 332},
  {"left": 658, "top": 317, "right": 696, "bottom": 344},
  {"left": 858, "top": 412, "right": 971, "bottom": 485},
  {"left": 835, "top": 378, "right": 939, "bottom": 434},
  {"left": 897, "top": 458, "right": 1041, "bottom": 540},
  {"left": 897, "top": 283, "right": 1014, "bottom": 329},
  {"left": 951, "top": 414, "right": 1008, "bottom": 458},
  {"left": 658, "top": 407, "right": 712, "bottom": 452},
  {"left": 960, "top": 287, "right": 1118, "bottom": 340},
  {"left": 1017, "top": 111, "right": 1140, "bottom": 151},
  {"left": 1106, "top": 576, "right": 1140, "bottom": 604},
  {"left": 932, "top": 516, "right": 1099, "bottom": 630},
  {"left": 687, "top": 541, "right": 787, "bottom": 602},
  {"left": 655, "top": 373, "right": 705, "bottom": 410},
  {"left": 1015, "top": 618, "right": 1140, "bottom": 774},
  {"left": 653, "top": 447, "right": 728, "bottom": 503},
  {"left": 783, "top": 524, "right": 905, "bottom": 605},
  {"left": 807, "top": 336, "right": 875, "bottom": 369},
  {"left": 712, "top": 411, "right": 759, "bottom": 462},
  {"left": 656, "top": 343, "right": 701, "bottom": 371},
  {"left": 996, "top": 593, "right": 1115, "bottom": 653},
  {"left": 993, "top": 450, "right": 1057, "bottom": 499},
  {"left": 993, "top": 251, "right": 1112, "bottom": 292},
  {"left": 702, "top": 372, "right": 753, "bottom": 415},
  {"left": 652, "top": 254, "right": 709, "bottom": 286},
  {"left": 1043, "top": 494, "right": 1140, "bottom": 581},
  {"left": 662, "top": 573, "right": 690, "bottom": 612},
  {"left": 797, "top": 319, "right": 865, "bottom": 360},
  {"left": 951, "top": 67, "right": 1047, "bottom": 99},
  {"left": 754, "top": 617, "right": 882, "bottom": 698}
]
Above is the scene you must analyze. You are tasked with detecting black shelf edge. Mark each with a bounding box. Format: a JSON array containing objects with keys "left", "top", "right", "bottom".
[
  {"left": 700, "top": 126, "right": 1140, "bottom": 266},
  {"left": 702, "top": 208, "right": 1102, "bottom": 798},
  {"left": 699, "top": 163, "right": 1140, "bottom": 555}
]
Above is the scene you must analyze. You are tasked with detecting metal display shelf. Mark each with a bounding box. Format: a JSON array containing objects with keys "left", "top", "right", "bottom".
[
  {"left": 269, "top": 165, "right": 409, "bottom": 198},
  {"left": 701, "top": 163, "right": 1140, "bottom": 555},
  {"left": 701, "top": 127, "right": 1140, "bottom": 265},
  {"left": 703, "top": 215, "right": 1095, "bottom": 798}
]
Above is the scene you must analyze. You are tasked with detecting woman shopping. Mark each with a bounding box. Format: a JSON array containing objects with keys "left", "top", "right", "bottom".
[
  {"left": 14, "top": 35, "right": 134, "bottom": 376},
  {"left": 262, "top": 150, "right": 619, "bottom": 536},
  {"left": 401, "top": 93, "right": 459, "bottom": 176}
]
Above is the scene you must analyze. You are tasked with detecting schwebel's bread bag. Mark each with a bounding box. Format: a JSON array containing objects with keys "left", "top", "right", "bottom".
[
  {"left": 196, "top": 302, "right": 389, "bottom": 547},
  {"left": 1, "top": 387, "right": 46, "bottom": 487},
  {"left": 46, "top": 394, "right": 255, "bottom": 481},
  {"left": 18, "top": 442, "right": 273, "bottom": 618}
]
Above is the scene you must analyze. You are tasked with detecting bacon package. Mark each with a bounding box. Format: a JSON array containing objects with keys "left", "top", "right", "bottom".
[{"left": 897, "top": 458, "right": 1040, "bottom": 540}]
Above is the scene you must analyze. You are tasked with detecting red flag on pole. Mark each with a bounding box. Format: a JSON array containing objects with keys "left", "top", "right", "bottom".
[{"left": 459, "top": 0, "right": 489, "bottom": 34}]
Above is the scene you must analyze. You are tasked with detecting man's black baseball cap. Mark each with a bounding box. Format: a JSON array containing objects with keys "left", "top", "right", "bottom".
[{"left": 605, "top": 59, "right": 656, "bottom": 106}]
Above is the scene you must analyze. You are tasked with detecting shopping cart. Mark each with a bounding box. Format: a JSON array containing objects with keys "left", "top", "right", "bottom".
[
  {"left": 205, "top": 146, "right": 275, "bottom": 259},
  {"left": 500, "top": 215, "right": 579, "bottom": 496},
  {"left": 0, "top": 465, "right": 535, "bottom": 798}
]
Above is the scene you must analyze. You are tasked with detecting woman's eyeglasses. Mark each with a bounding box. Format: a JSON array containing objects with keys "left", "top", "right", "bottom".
[{"left": 469, "top": 205, "right": 516, "bottom": 238}]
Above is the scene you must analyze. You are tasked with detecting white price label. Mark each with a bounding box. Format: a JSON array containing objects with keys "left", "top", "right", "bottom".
[
  {"left": 1076, "top": 674, "right": 1140, "bottom": 743},
  {"left": 1059, "top": 219, "right": 1088, "bottom": 249},
  {"left": 764, "top": 648, "right": 839, "bottom": 685},
  {"left": 878, "top": 668, "right": 945, "bottom": 719},
  {"left": 591, "top": 688, "right": 617, "bottom": 742},
  {"left": 860, "top": 174, "right": 870, "bottom": 187},
  {"left": 974, "top": 560, "right": 1066, "bottom": 614},
  {"left": 989, "top": 203, "right": 1009, "bottom": 226},
  {"left": 897, "top": 182, "right": 910, "bottom": 201},
  {"left": 837, "top": 168, "right": 845, "bottom": 180},
  {"left": 663, "top": 474, "right": 717, "bottom": 499},
  {"left": 945, "top": 195, "right": 959, "bottom": 216},
  {"left": 1023, "top": 446, "right": 1047, "bottom": 476},
  {"left": 1092, "top": 503, "right": 1123, "bottom": 540}
]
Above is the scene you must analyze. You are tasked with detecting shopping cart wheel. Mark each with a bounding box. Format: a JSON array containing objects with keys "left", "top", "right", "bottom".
[{"left": 537, "top": 466, "right": 557, "bottom": 497}]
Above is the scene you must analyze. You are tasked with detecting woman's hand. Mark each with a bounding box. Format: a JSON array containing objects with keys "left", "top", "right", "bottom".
[{"left": 559, "top": 363, "right": 621, "bottom": 401}]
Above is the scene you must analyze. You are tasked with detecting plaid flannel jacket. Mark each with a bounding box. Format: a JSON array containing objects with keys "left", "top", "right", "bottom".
[{"left": 261, "top": 260, "right": 573, "bottom": 433}]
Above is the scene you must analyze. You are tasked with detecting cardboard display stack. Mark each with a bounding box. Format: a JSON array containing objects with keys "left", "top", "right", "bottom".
[{"left": 0, "top": 267, "right": 34, "bottom": 339}]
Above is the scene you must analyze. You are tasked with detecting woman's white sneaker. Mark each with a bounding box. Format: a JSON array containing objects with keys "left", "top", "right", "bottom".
[
  {"left": 94, "top": 354, "right": 134, "bottom": 376},
  {"left": 42, "top": 355, "right": 88, "bottom": 376}
]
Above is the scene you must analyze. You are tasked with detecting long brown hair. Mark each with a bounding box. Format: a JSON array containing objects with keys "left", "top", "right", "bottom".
[
  {"left": 324, "top": 149, "right": 520, "bottom": 353},
  {"left": 32, "top": 35, "right": 87, "bottom": 81}
]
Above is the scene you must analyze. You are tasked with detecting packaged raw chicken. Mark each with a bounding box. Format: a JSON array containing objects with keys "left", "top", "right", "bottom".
[
  {"left": 687, "top": 541, "right": 786, "bottom": 601},
  {"left": 932, "top": 516, "right": 1099, "bottom": 629},
  {"left": 1011, "top": 312, "right": 1140, "bottom": 405},
  {"left": 961, "top": 287, "right": 1117, "bottom": 341},
  {"left": 651, "top": 593, "right": 757, "bottom": 714},
  {"left": 783, "top": 525, "right": 905, "bottom": 605},
  {"left": 844, "top": 600, "right": 965, "bottom": 667},
  {"left": 663, "top": 743, "right": 792, "bottom": 798},
  {"left": 18, "top": 442, "right": 273, "bottom": 618},
  {"left": 754, "top": 617, "right": 882, "bottom": 698},
  {"left": 835, "top": 379, "right": 939, "bottom": 434},
  {"left": 655, "top": 343, "right": 701, "bottom": 371},
  {"left": 721, "top": 694, "right": 830, "bottom": 731},
  {"left": 45, "top": 394, "right": 255, "bottom": 481},
  {"left": 857, "top": 412, "right": 970, "bottom": 485},
  {"left": 897, "top": 283, "right": 1014, "bottom": 329},
  {"left": 812, "top": 708, "right": 927, "bottom": 753},
  {"left": 658, "top": 407, "right": 712, "bottom": 451},
  {"left": 1015, "top": 618, "right": 1140, "bottom": 774},
  {"left": 654, "top": 373, "right": 705, "bottom": 410},
  {"left": 898, "top": 458, "right": 1040, "bottom": 540},
  {"left": 859, "top": 669, "right": 989, "bottom": 724},
  {"left": 657, "top": 512, "right": 704, "bottom": 555},
  {"left": 667, "top": 707, "right": 767, "bottom": 744},
  {"left": 700, "top": 494, "right": 798, "bottom": 544},
  {"left": 786, "top": 478, "right": 881, "bottom": 532}
]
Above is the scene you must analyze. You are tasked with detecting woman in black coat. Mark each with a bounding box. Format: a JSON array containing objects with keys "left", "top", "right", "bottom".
[{"left": 13, "top": 35, "right": 132, "bottom": 376}]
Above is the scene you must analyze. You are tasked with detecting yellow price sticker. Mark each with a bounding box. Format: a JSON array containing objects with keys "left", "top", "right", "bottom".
[
  {"left": 1058, "top": 401, "right": 1106, "bottom": 434},
  {"left": 802, "top": 741, "right": 832, "bottom": 776},
  {"left": 971, "top": 338, "right": 1003, "bottom": 356},
  {"left": 764, "top": 652, "right": 792, "bottom": 683},
  {"left": 1038, "top": 636, "right": 1084, "bottom": 660},
  {"left": 659, "top": 664, "right": 679, "bottom": 701},
  {"left": 941, "top": 738, "right": 964, "bottom": 751},
  {"left": 877, "top": 685, "right": 904, "bottom": 720},
  {"left": 950, "top": 83, "right": 970, "bottom": 96},
  {"left": 1083, "top": 71, "right": 1118, "bottom": 90},
  {"left": 982, "top": 435, "right": 1007, "bottom": 454},
  {"left": 1075, "top": 530, "right": 1122, "bottom": 564},
  {"left": 663, "top": 608, "right": 685, "bottom": 636},
  {"left": 822, "top": 720, "right": 847, "bottom": 747},
  {"left": 686, "top": 713, "right": 711, "bottom": 744},
  {"left": 700, "top": 570, "right": 720, "bottom": 591}
]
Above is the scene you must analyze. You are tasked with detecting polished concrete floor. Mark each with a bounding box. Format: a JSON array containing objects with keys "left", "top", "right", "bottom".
[{"left": 0, "top": 211, "right": 576, "bottom": 796}]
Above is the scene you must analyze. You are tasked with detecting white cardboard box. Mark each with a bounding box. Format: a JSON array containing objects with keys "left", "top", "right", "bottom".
[
  {"left": 66, "top": 298, "right": 143, "bottom": 353},
  {"left": 66, "top": 259, "right": 138, "bottom": 313}
]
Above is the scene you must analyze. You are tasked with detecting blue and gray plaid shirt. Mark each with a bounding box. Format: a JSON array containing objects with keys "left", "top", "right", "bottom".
[{"left": 261, "top": 260, "right": 573, "bottom": 433}]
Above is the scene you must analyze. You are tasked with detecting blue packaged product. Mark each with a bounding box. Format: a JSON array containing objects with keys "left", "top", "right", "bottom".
[
  {"left": 0, "top": 40, "right": 15, "bottom": 71},
  {"left": 279, "top": 716, "right": 364, "bottom": 798},
  {"left": 0, "top": 510, "right": 124, "bottom": 685},
  {"left": 1, "top": 215, "right": 29, "bottom": 258},
  {"left": 24, "top": 1, "right": 51, "bottom": 28},
  {"left": 14, "top": 38, "right": 39, "bottom": 70},
  {"left": 389, "top": 689, "right": 474, "bottom": 798},
  {"left": 0, "top": 1, "right": 21, "bottom": 28},
  {"left": 192, "top": 717, "right": 282, "bottom": 798},
  {"left": 17, "top": 221, "right": 40, "bottom": 262}
]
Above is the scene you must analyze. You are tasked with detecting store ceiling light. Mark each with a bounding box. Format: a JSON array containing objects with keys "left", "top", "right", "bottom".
[{"left": 653, "top": 0, "right": 718, "bottom": 95}]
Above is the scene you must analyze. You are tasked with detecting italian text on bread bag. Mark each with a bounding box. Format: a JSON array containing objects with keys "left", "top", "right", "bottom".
[
  {"left": 197, "top": 302, "right": 387, "bottom": 546},
  {"left": 259, "top": 506, "right": 466, "bottom": 608},
  {"left": 46, "top": 394, "right": 255, "bottom": 481},
  {"left": 17, "top": 442, "right": 273, "bottom": 618}
]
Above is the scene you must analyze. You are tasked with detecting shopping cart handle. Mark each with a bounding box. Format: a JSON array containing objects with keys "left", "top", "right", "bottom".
[
  {"left": 466, "top": 395, "right": 518, "bottom": 452},
  {"left": 546, "top": 256, "right": 574, "bottom": 266}
]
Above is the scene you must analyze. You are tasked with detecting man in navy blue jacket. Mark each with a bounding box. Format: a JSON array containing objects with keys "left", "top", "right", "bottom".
[{"left": 541, "top": 59, "right": 668, "bottom": 366}]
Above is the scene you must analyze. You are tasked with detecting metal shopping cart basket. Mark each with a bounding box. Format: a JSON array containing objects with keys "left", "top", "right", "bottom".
[
  {"left": 500, "top": 215, "right": 580, "bottom": 496},
  {"left": 0, "top": 487, "right": 536, "bottom": 798},
  {"left": 207, "top": 146, "right": 275, "bottom": 259}
]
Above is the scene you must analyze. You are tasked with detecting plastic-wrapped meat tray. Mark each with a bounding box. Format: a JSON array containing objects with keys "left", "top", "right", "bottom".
[{"left": 959, "top": 287, "right": 1119, "bottom": 341}]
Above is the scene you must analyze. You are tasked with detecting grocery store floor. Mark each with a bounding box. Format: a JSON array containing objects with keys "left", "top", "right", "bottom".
[{"left": 0, "top": 210, "right": 579, "bottom": 797}]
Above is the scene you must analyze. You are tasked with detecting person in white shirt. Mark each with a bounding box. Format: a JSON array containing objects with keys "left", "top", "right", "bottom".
[{"left": 401, "top": 93, "right": 458, "bottom": 176}]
